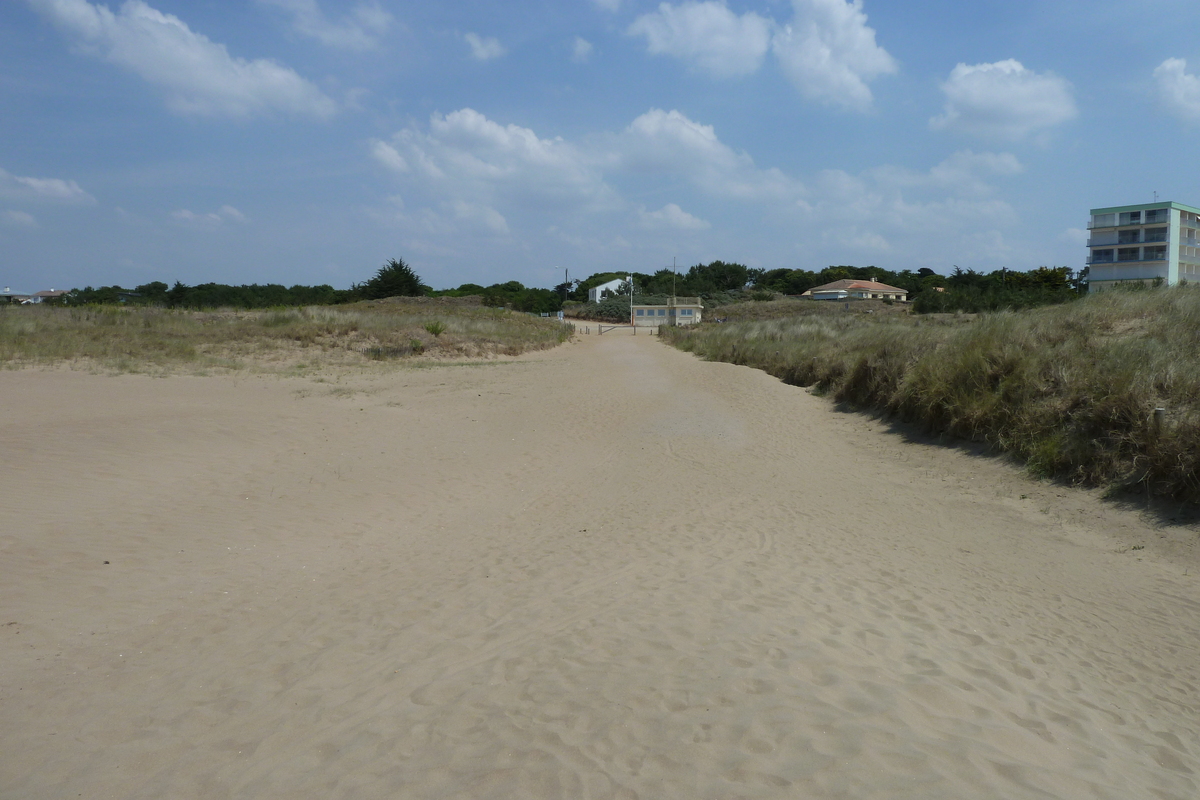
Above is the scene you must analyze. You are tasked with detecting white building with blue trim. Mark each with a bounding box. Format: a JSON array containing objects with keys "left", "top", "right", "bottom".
[
  {"left": 632, "top": 296, "right": 703, "bottom": 326},
  {"left": 1087, "top": 202, "right": 1200, "bottom": 291}
]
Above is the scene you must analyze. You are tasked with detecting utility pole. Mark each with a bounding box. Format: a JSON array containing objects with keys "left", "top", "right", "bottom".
[{"left": 628, "top": 275, "right": 634, "bottom": 326}]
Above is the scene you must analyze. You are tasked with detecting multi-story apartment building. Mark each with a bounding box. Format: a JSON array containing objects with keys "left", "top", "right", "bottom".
[{"left": 1087, "top": 201, "right": 1200, "bottom": 291}]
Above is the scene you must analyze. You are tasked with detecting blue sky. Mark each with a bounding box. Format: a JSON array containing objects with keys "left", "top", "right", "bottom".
[{"left": 3, "top": 0, "right": 1200, "bottom": 292}]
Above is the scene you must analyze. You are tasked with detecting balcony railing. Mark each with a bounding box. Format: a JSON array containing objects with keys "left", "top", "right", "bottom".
[{"left": 1091, "top": 256, "right": 1166, "bottom": 266}]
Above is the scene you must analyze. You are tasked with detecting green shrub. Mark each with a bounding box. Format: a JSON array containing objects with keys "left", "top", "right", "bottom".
[{"left": 360, "top": 258, "right": 424, "bottom": 299}]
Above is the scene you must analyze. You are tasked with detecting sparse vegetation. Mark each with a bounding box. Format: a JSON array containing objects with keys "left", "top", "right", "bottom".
[
  {"left": 662, "top": 287, "right": 1200, "bottom": 504},
  {"left": 0, "top": 300, "right": 572, "bottom": 373}
]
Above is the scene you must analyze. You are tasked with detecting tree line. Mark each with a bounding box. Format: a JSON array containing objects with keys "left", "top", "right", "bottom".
[{"left": 51, "top": 257, "right": 1087, "bottom": 314}]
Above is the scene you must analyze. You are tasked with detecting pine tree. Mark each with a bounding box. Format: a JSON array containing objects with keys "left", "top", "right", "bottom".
[{"left": 362, "top": 258, "right": 423, "bottom": 299}]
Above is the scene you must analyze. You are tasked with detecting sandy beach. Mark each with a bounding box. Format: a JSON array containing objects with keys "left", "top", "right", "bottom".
[{"left": 4, "top": 329, "right": 1200, "bottom": 799}]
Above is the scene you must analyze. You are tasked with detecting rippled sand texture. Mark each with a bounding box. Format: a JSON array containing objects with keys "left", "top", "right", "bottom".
[{"left": 4, "top": 330, "right": 1200, "bottom": 799}]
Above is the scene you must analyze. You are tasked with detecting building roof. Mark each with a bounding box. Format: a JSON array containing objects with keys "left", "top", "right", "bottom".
[
  {"left": 632, "top": 296, "right": 702, "bottom": 307},
  {"left": 590, "top": 278, "right": 626, "bottom": 290},
  {"left": 1090, "top": 201, "right": 1200, "bottom": 215},
  {"left": 807, "top": 279, "right": 907, "bottom": 294}
]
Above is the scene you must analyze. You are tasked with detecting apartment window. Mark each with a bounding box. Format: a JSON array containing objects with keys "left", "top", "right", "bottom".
[
  {"left": 1118, "top": 229, "right": 1141, "bottom": 244},
  {"left": 635, "top": 309, "right": 644, "bottom": 316},
  {"left": 1092, "top": 249, "right": 1114, "bottom": 263},
  {"left": 1145, "top": 208, "right": 1168, "bottom": 224},
  {"left": 1118, "top": 247, "right": 1141, "bottom": 261},
  {"left": 681, "top": 309, "right": 693, "bottom": 316},
  {"left": 1144, "top": 227, "right": 1168, "bottom": 242},
  {"left": 1092, "top": 213, "right": 1116, "bottom": 227},
  {"left": 1145, "top": 245, "right": 1167, "bottom": 260},
  {"left": 1119, "top": 211, "right": 1142, "bottom": 225},
  {"left": 658, "top": 309, "right": 666, "bottom": 316}
]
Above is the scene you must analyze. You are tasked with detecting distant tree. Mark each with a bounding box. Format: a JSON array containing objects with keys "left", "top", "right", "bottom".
[
  {"left": 686, "top": 260, "right": 750, "bottom": 293},
  {"left": 166, "top": 281, "right": 190, "bottom": 308},
  {"left": 362, "top": 258, "right": 424, "bottom": 299},
  {"left": 1073, "top": 266, "right": 1089, "bottom": 294},
  {"left": 553, "top": 280, "right": 577, "bottom": 301},
  {"left": 136, "top": 281, "right": 169, "bottom": 305}
]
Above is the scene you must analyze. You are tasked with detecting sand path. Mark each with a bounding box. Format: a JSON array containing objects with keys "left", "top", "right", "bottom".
[{"left": 3, "top": 330, "right": 1200, "bottom": 799}]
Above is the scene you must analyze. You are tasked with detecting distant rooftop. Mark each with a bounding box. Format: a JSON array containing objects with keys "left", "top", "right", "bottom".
[
  {"left": 807, "top": 279, "right": 907, "bottom": 294},
  {"left": 1090, "top": 201, "right": 1200, "bottom": 215}
]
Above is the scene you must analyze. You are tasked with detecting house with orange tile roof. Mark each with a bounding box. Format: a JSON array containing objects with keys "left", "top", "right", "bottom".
[{"left": 801, "top": 279, "right": 907, "bottom": 302}]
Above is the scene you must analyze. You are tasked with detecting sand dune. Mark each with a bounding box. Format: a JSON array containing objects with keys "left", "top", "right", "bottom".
[{"left": 4, "top": 331, "right": 1200, "bottom": 799}]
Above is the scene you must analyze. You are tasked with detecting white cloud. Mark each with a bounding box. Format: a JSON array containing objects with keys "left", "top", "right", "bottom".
[
  {"left": 621, "top": 108, "right": 804, "bottom": 201},
  {"left": 868, "top": 150, "right": 1023, "bottom": 198},
  {"left": 372, "top": 109, "right": 614, "bottom": 214},
  {"left": 0, "top": 166, "right": 95, "bottom": 204},
  {"left": 805, "top": 154, "right": 1022, "bottom": 259},
  {"left": 172, "top": 205, "right": 247, "bottom": 225},
  {"left": 1154, "top": 58, "right": 1200, "bottom": 123},
  {"left": 627, "top": 2, "right": 772, "bottom": 78},
  {"left": 623, "top": 1, "right": 894, "bottom": 109},
  {"left": 371, "top": 140, "right": 410, "bottom": 173},
  {"left": 930, "top": 60, "right": 1076, "bottom": 140},
  {"left": 771, "top": 0, "right": 896, "bottom": 112},
  {"left": 464, "top": 32, "right": 506, "bottom": 61},
  {"left": 2, "top": 210, "right": 38, "bottom": 227},
  {"left": 572, "top": 36, "right": 594, "bottom": 64},
  {"left": 368, "top": 107, "right": 1032, "bottom": 274},
  {"left": 1060, "top": 227, "right": 1088, "bottom": 246},
  {"left": 451, "top": 200, "right": 509, "bottom": 235},
  {"left": 218, "top": 204, "right": 246, "bottom": 222},
  {"left": 258, "top": 0, "right": 392, "bottom": 51},
  {"left": 639, "top": 203, "right": 710, "bottom": 230},
  {"left": 29, "top": 0, "right": 337, "bottom": 118}
]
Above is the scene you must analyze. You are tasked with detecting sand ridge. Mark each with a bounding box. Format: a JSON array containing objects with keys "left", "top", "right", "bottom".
[{"left": 3, "top": 331, "right": 1199, "bottom": 798}]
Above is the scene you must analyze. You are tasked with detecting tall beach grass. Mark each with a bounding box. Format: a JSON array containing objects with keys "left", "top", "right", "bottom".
[{"left": 663, "top": 288, "right": 1200, "bottom": 503}]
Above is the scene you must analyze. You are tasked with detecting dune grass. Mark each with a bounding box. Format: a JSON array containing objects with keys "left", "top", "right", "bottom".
[
  {"left": 0, "top": 302, "right": 573, "bottom": 373},
  {"left": 663, "top": 288, "right": 1200, "bottom": 504}
]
